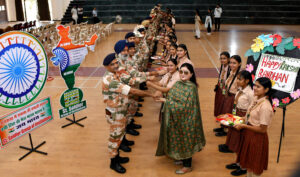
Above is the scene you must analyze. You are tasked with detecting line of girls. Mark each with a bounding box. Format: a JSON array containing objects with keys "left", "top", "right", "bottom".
[
  {"left": 144, "top": 33, "right": 206, "bottom": 174},
  {"left": 214, "top": 52, "right": 274, "bottom": 177}
]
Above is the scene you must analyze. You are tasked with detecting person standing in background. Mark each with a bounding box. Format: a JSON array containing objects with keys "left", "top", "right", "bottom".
[
  {"left": 77, "top": 5, "right": 84, "bottom": 24},
  {"left": 71, "top": 5, "right": 78, "bottom": 24},
  {"left": 92, "top": 7, "right": 99, "bottom": 24},
  {"left": 194, "top": 9, "right": 202, "bottom": 39},
  {"left": 214, "top": 4, "right": 222, "bottom": 31},
  {"left": 205, "top": 8, "right": 212, "bottom": 35}
]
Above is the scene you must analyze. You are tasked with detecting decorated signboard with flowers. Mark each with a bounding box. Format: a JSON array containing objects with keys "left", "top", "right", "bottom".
[{"left": 245, "top": 34, "right": 300, "bottom": 108}]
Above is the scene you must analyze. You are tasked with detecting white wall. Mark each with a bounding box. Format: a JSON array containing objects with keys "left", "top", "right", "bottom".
[
  {"left": 5, "top": 0, "right": 71, "bottom": 21},
  {"left": 6, "top": 0, "right": 17, "bottom": 21},
  {"left": 49, "top": 0, "right": 71, "bottom": 20}
]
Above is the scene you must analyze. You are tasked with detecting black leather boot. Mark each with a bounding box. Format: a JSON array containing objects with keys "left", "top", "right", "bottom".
[
  {"left": 126, "top": 128, "right": 140, "bottom": 136},
  {"left": 119, "top": 143, "right": 131, "bottom": 152},
  {"left": 110, "top": 157, "right": 126, "bottom": 173},
  {"left": 129, "top": 121, "right": 142, "bottom": 129},
  {"left": 116, "top": 154, "right": 129, "bottom": 164},
  {"left": 134, "top": 112, "right": 143, "bottom": 117},
  {"left": 122, "top": 136, "right": 134, "bottom": 146}
]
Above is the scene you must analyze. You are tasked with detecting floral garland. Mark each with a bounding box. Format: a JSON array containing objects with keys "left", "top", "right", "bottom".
[{"left": 245, "top": 34, "right": 300, "bottom": 108}]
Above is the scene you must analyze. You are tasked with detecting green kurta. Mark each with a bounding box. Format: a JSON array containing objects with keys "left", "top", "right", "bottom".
[{"left": 156, "top": 80, "right": 206, "bottom": 160}]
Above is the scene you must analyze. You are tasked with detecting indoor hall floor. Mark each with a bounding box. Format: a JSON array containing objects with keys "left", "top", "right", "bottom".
[{"left": 0, "top": 24, "right": 300, "bottom": 177}]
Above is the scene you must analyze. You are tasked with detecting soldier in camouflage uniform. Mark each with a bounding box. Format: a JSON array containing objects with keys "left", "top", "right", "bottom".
[
  {"left": 102, "top": 53, "right": 153, "bottom": 174},
  {"left": 114, "top": 40, "right": 158, "bottom": 137}
]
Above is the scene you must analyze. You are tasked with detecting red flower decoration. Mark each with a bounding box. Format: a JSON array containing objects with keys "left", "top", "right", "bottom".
[
  {"left": 281, "top": 97, "right": 291, "bottom": 104},
  {"left": 270, "top": 34, "right": 282, "bottom": 46},
  {"left": 293, "top": 38, "right": 300, "bottom": 48},
  {"left": 251, "top": 74, "right": 255, "bottom": 81}
]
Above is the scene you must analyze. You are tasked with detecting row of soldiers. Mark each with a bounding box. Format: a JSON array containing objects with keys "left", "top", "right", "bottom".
[{"left": 101, "top": 6, "right": 174, "bottom": 173}]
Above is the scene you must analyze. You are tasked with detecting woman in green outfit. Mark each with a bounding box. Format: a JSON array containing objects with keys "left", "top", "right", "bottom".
[{"left": 154, "top": 63, "right": 206, "bottom": 174}]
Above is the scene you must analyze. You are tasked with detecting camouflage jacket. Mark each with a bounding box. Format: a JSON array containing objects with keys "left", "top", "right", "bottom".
[
  {"left": 116, "top": 56, "right": 147, "bottom": 86},
  {"left": 102, "top": 71, "right": 130, "bottom": 108}
]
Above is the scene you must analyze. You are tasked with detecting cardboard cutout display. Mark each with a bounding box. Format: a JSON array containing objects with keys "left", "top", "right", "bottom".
[
  {"left": 0, "top": 32, "right": 48, "bottom": 108},
  {"left": 0, "top": 97, "right": 53, "bottom": 148},
  {"left": 51, "top": 25, "right": 98, "bottom": 118},
  {"left": 245, "top": 34, "right": 300, "bottom": 108}
]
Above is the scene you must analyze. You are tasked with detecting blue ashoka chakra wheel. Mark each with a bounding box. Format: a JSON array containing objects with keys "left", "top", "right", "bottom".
[
  {"left": 0, "top": 31, "right": 48, "bottom": 108},
  {"left": 0, "top": 44, "right": 40, "bottom": 97},
  {"left": 52, "top": 47, "right": 70, "bottom": 72}
]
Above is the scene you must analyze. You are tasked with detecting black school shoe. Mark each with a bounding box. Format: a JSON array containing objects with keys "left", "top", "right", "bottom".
[
  {"left": 219, "top": 144, "right": 233, "bottom": 153},
  {"left": 213, "top": 127, "right": 224, "bottom": 132},
  {"left": 110, "top": 157, "right": 126, "bottom": 173},
  {"left": 215, "top": 131, "right": 227, "bottom": 137},
  {"left": 231, "top": 168, "right": 247, "bottom": 176},
  {"left": 226, "top": 163, "right": 239, "bottom": 170}
]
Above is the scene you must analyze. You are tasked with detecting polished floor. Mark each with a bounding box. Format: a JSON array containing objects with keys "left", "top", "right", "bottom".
[{"left": 0, "top": 24, "right": 300, "bottom": 177}]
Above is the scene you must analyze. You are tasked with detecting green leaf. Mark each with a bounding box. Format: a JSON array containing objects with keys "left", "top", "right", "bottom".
[
  {"left": 281, "top": 37, "right": 293, "bottom": 44},
  {"left": 245, "top": 49, "right": 254, "bottom": 57},
  {"left": 262, "top": 45, "right": 274, "bottom": 53},
  {"left": 276, "top": 45, "right": 285, "bottom": 55},
  {"left": 284, "top": 42, "right": 297, "bottom": 50},
  {"left": 253, "top": 52, "right": 261, "bottom": 61}
]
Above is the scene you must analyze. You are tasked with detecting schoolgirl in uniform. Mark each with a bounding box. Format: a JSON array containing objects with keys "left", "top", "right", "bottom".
[
  {"left": 235, "top": 77, "right": 274, "bottom": 177},
  {"left": 214, "top": 51, "right": 231, "bottom": 117},
  {"left": 177, "top": 44, "right": 194, "bottom": 68},
  {"left": 214, "top": 55, "right": 241, "bottom": 137},
  {"left": 168, "top": 42, "right": 178, "bottom": 60},
  {"left": 222, "top": 70, "right": 254, "bottom": 176}
]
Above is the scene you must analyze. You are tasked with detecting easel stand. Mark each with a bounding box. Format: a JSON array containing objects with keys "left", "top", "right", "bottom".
[
  {"left": 19, "top": 133, "right": 47, "bottom": 161},
  {"left": 277, "top": 106, "right": 286, "bottom": 163},
  {"left": 61, "top": 113, "right": 87, "bottom": 128}
]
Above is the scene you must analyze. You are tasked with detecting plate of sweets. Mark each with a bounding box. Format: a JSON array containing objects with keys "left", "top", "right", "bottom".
[
  {"left": 216, "top": 114, "right": 244, "bottom": 126},
  {"left": 151, "top": 56, "right": 161, "bottom": 60}
]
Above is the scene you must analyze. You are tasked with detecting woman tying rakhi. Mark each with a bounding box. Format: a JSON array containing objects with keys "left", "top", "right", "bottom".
[
  {"left": 146, "top": 59, "right": 180, "bottom": 122},
  {"left": 153, "top": 63, "right": 206, "bottom": 174}
]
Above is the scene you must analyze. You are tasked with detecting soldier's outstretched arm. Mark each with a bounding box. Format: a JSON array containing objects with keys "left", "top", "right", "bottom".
[{"left": 129, "top": 88, "right": 153, "bottom": 97}]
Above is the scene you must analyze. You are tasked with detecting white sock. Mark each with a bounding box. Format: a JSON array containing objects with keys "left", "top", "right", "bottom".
[
  {"left": 253, "top": 173, "right": 260, "bottom": 177},
  {"left": 247, "top": 172, "right": 253, "bottom": 177}
]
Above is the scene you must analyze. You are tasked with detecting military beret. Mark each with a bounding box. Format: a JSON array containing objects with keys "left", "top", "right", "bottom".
[
  {"left": 125, "top": 32, "right": 135, "bottom": 39},
  {"left": 114, "top": 40, "right": 128, "bottom": 54},
  {"left": 103, "top": 53, "right": 116, "bottom": 66}
]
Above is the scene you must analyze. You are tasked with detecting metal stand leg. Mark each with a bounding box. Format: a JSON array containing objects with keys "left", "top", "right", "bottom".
[
  {"left": 61, "top": 114, "right": 87, "bottom": 128},
  {"left": 19, "top": 133, "right": 47, "bottom": 161},
  {"left": 277, "top": 106, "right": 286, "bottom": 163}
]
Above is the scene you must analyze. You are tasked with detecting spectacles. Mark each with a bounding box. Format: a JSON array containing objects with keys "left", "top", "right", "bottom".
[{"left": 179, "top": 70, "right": 190, "bottom": 75}]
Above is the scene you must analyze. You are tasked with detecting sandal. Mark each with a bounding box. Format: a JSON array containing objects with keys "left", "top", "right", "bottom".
[{"left": 175, "top": 167, "right": 192, "bottom": 174}]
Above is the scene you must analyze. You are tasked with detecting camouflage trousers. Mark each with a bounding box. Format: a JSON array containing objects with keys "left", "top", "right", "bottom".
[
  {"left": 106, "top": 107, "right": 127, "bottom": 158},
  {"left": 127, "top": 98, "right": 138, "bottom": 124}
]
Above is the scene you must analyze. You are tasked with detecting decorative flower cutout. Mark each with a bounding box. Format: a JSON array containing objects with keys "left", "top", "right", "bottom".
[
  {"left": 270, "top": 80, "right": 275, "bottom": 87},
  {"left": 258, "top": 34, "right": 273, "bottom": 47},
  {"left": 246, "top": 63, "right": 254, "bottom": 73},
  {"left": 251, "top": 38, "right": 264, "bottom": 52},
  {"left": 251, "top": 74, "right": 255, "bottom": 81},
  {"left": 293, "top": 38, "right": 300, "bottom": 48},
  {"left": 272, "top": 98, "right": 280, "bottom": 107},
  {"left": 281, "top": 97, "right": 291, "bottom": 104},
  {"left": 270, "top": 34, "right": 282, "bottom": 46},
  {"left": 291, "top": 89, "right": 300, "bottom": 100}
]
